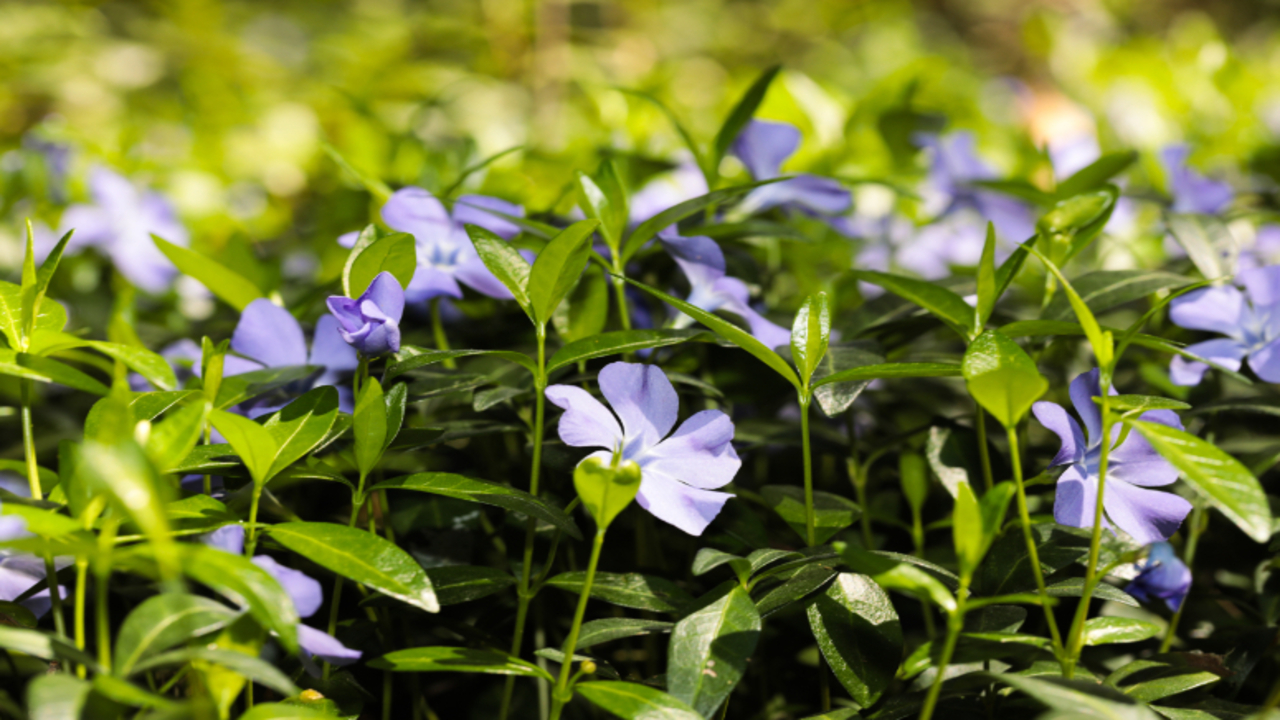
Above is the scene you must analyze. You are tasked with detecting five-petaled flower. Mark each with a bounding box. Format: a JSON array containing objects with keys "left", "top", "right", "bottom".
[
  {"left": 1032, "top": 369, "right": 1191, "bottom": 545},
  {"left": 1125, "top": 541, "right": 1192, "bottom": 612},
  {"left": 732, "top": 119, "right": 852, "bottom": 221},
  {"left": 1167, "top": 265, "right": 1280, "bottom": 386},
  {"left": 546, "top": 362, "right": 741, "bottom": 536},
  {"left": 327, "top": 272, "right": 405, "bottom": 357}
]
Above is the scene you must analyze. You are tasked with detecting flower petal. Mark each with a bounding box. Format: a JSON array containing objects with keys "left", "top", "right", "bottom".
[
  {"left": 252, "top": 556, "right": 323, "bottom": 619},
  {"left": 1068, "top": 369, "right": 1106, "bottom": 446},
  {"left": 453, "top": 195, "right": 524, "bottom": 239},
  {"left": 232, "top": 299, "right": 308, "bottom": 368},
  {"left": 545, "top": 385, "right": 623, "bottom": 451},
  {"left": 1032, "top": 401, "right": 1086, "bottom": 467},
  {"left": 297, "top": 624, "right": 362, "bottom": 674},
  {"left": 731, "top": 120, "right": 800, "bottom": 180},
  {"left": 738, "top": 175, "right": 852, "bottom": 217},
  {"left": 1237, "top": 265, "right": 1280, "bottom": 308},
  {"left": 1053, "top": 464, "right": 1098, "bottom": 531},
  {"left": 405, "top": 266, "right": 464, "bottom": 303},
  {"left": 360, "top": 272, "right": 406, "bottom": 324},
  {"left": 635, "top": 469, "right": 733, "bottom": 536},
  {"left": 310, "top": 315, "right": 360, "bottom": 381},
  {"left": 1103, "top": 480, "right": 1191, "bottom": 545},
  {"left": 1170, "top": 338, "right": 1247, "bottom": 386},
  {"left": 1247, "top": 336, "right": 1280, "bottom": 383},
  {"left": 202, "top": 525, "right": 246, "bottom": 555},
  {"left": 1162, "top": 144, "right": 1234, "bottom": 215},
  {"left": 630, "top": 162, "right": 708, "bottom": 224},
  {"left": 1108, "top": 411, "right": 1182, "bottom": 488},
  {"left": 1168, "top": 285, "right": 1247, "bottom": 339},
  {"left": 454, "top": 256, "right": 516, "bottom": 300},
  {"left": 660, "top": 232, "right": 726, "bottom": 293},
  {"left": 381, "top": 187, "right": 452, "bottom": 239},
  {"left": 640, "top": 410, "right": 741, "bottom": 490},
  {"left": 599, "top": 363, "right": 678, "bottom": 450}
]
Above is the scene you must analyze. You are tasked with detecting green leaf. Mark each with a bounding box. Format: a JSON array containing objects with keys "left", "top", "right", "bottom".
[
  {"left": 79, "top": 439, "right": 178, "bottom": 577},
  {"left": 239, "top": 703, "right": 335, "bottom": 720},
  {"left": 375, "top": 472, "right": 581, "bottom": 540},
  {"left": 975, "top": 222, "right": 998, "bottom": 327},
  {"left": 387, "top": 346, "right": 536, "bottom": 378},
  {"left": 621, "top": 178, "right": 787, "bottom": 262},
  {"left": 576, "top": 618, "right": 674, "bottom": 650},
  {"left": 692, "top": 548, "right": 750, "bottom": 580},
  {"left": 548, "top": 329, "right": 707, "bottom": 372},
  {"left": 115, "top": 593, "right": 237, "bottom": 675},
  {"left": 0, "top": 282, "right": 24, "bottom": 350},
  {"left": 1082, "top": 617, "right": 1161, "bottom": 646},
  {"left": 0, "top": 625, "right": 99, "bottom": 668},
  {"left": 754, "top": 560, "right": 840, "bottom": 617},
  {"left": 962, "top": 331, "right": 1047, "bottom": 428},
  {"left": 1129, "top": 419, "right": 1272, "bottom": 542},
  {"left": 1027, "top": 246, "right": 1114, "bottom": 366},
  {"left": 668, "top": 585, "right": 761, "bottom": 717},
  {"left": 354, "top": 377, "right": 387, "bottom": 478},
  {"left": 264, "top": 385, "right": 341, "bottom": 480},
  {"left": 343, "top": 231, "right": 416, "bottom": 298},
  {"left": 576, "top": 165, "right": 625, "bottom": 252},
  {"left": 577, "top": 681, "right": 703, "bottom": 720},
  {"left": 26, "top": 674, "right": 90, "bottom": 720},
  {"left": 624, "top": 275, "right": 800, "bottom": 389},
  {"left": 268, "top": 521, "right": 439, "bottom": 613},
  {"left": 0, "top": 351, "right": 109, "bottom": 395},
  {"left": 837, "top": 544, "right": 956, "bottom": 612},
  {"left": 1042, "top": 270, "right": 1192, "bottom": 323},
  {"left": 711, "top": 64, "right": 782, "bottom": 175},
  {"left": 849, "top": 269, "right": 977, "bottom": 340},
  {"left": 467, "top": 224, "right": 534, "bottom": 320},
  {"left": 84, "top": 341, "right": 177, "bottom": 391},
  {"left": 807, "top": 573, "right": 902, "bottom": 707},
  {"left": 528, "top": 219, "right": 599, "bottom": 325},
  {"left": 383, "top": 380, "right": 408, "bottom": 452},
  {"left": 1056, "top": 151, "right": 1138, "bottom": 198},
  {"left": 792, "top": 291, "right": 831, "bottom": 388},
  {"left": 208, "top": 409, "right": 278, "bottom": 487},
  {"left": 761, "top": 485, "right": 860, "bottom": 545},
  {"left": 369, "top": 646, "right": 552, "bottom": 680},
  {"left": 546, "top": 572, "right": 694, "bottom": 614},
  {"left": 900, "top": 452, "right": 928, "bottom": 514},
  {"left": 143, "top": 396, "right": 209, "bottom": 473},
  {"left": 1165, "top": 213, "right": 1237, "bottom": 281},
  {"left": 553, "top": 264, "right": 610, "bottom": 343},
  {"left": 1037, "top": 187, "right": 1118, "bottom": 265},
  {"left": 423, "top": 566, "right": 515, "bottom": 606},
  {"left": 21, "top": 225, "right": 73, "bottom": 343},
  {"left": 1100, "top": 395, "right": 1191, "bottom": 414},
  {"left": 811, "top": 361, "right": 961, "bottom": 389},
  {"left": 213, "top": 364, "right": 322, "bottom": 409},
  {"left": 810, "top": 344, "right": 884, "bottom": 416},
  {"left": 984, "top": 672, "right": 1162, "bottom": 720},
  {"left": 130, "top": 647, "right": 299, "bottom": 698},
  {"left": 440, "top": 145, "right": 526, "bottom": 198},
  {"left": 1106, "top": 657, "right": 1221, "bottom": 703},
  {"left": 574, "top": 456, "right": 642, "bottom": 530},
  {"left": 152, "top": 236, "right": 265, "bottom": 311},
  {"left": 952, "top": 481, "right": 985, "bottom": 575}
]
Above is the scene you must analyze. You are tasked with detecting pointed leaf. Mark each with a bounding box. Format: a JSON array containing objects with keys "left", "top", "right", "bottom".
[
  {"left": 761, "top": 485, "right": 861, "bottom": 545},
  {"left": 807, "top": 573, "right": 902, "bottom": 707},
  {"left": 370, "top": 646, "right": 551, "bottom": 680},
  {"left": 208, "top": 409, "right": 278, "bottom": 487},
  {"left": 548, "top": 329, "right": 708, "bottom": 372},
  {"left": 1082, "top": 617, "right": 1161, "bottom": 646},
  {"left": 115, "top": 594, "right": 237, "bottom": 675},
  {"left": 667, "top": 585, "right": 761, "bottom": 717},
  {"left": 344, "top": 231, "right": 416, "bottom": 298},
  {"left": 811, "top": 361, "right": 961, "bottom": 389},
  {"left": 578, "top": 681, "right": 703, "bottom": 720},
  {"left": 264, "top": 386, "right": 340, "bottom": 480},
  {"left": 574, "top": 456, "right": 642, "bottom": 530},
  {"left": 963, "top": 331, "right": 1047, "bottom": 428},
  {"left": 467, "top": 224, "right": 533, "bottom": 319},
  {"left": 621, "top": 178, "right": 785, "bottom": 262},
  {"left": 354, "top": 377, "right": 387, "bottom": 478},
  {"left": 528, "top": 219, "right": 599, "bottom": 325},
  {"left": 712, "top": 65, "right": 782, "bottom": 173},
  {"left": 849, "top": 269, "right": 976, "bottom": 339},
  {"left": 143, "top": 397, "right": 209, "bottom": 473},
  {"left": 792, "top": 291, "right": 831, "bottom": 387},
  {"left": 152, "top": 236, "right": 265, "bottom": 311},
  {"left": 375, "top": 472, "right": 581, "bottom": 540},
  {"left": 976, "top": 222, "right": 998, "bottom": 327}
]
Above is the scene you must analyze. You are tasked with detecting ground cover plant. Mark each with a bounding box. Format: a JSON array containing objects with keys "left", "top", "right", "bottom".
[{"left": 3, "top": 2, "right": 1280, "bottom": 719}]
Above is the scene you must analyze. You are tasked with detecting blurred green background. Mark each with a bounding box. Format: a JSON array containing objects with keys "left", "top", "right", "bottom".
[{"left": 0, "top": 0, "right": 1274, "bottom": 277}]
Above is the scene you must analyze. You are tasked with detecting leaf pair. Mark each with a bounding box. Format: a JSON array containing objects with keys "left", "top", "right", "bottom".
[
  {"left": 467, "top": 219, "right": 599, "bottom": 329},
  {"left": 952, "top": 481, "right": 1016, "bottom": 578},
  {"left": 208, "top": 385, "right": 342, "bottom": 487}
]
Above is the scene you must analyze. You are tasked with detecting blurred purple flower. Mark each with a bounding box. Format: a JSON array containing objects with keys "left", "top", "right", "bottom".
[
  {"left": 630, "top": 161, "right": 708, "bottom": 225},
  {"left": 1161, "top": 145, "right": 1233, "bottom": 215},
  {"left": 732, "top": 120, "right": 852, "bottom": 220},
  {"left": 1124, "top": 541, "right": 1192, "bottom": 612},
  {"left": 0, "top": 507, "right": 67, "bottom": 618},
  {"left": 660, "top": 230, "right": 791, "bottom": 350},
  {"left": 23, "top": 135, "right": 71, "bottom": 203},
  {"left": 129, "top": 339, "right": 202, "bottom": 392},
  {"left": 201, "top": 525, "right": 360, "bottom": 674},
  {"left": 546, "top": 362, "right": 741, "bottom": 535},
  {"left": 326, "top": 272, "right": 404, "bottom": 356},
  {"left": 1167, "top": 265, "right": 1280, "bottom": 385},
  {"left": 1032, "top": 369, "right": 1191, "bottom": 545},
  {"left": 1239, "top": 225, "right": 1280, "bottom": 272},
  {"left": 58, "top": 166, "right": 188, "bottom": 293},
  {"left": 916, "top": 132, "right": 1035, "bottom": 252}
]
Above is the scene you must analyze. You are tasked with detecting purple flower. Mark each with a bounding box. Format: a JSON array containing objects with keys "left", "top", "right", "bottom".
[
  {"left": 629, "top": 161, "right": 708, "bottom": 225},
  {"left": 1161, "top": 145, "right": 1233, "bottom": 215},
  {"left": 659, "top": 231, "right": 791, "bottom": 350},
  {"left": 731, "top": 120, "right": 852, "bottom": 220},
  {"left": 1167, "top": 266, "right": 1280, "bottom": 386},
  {"left": 1032, "top": 369, "right": 1191, "bottom": 545},
  {"left": 916, "top": 132, "right": 1035, "bottom": 252},
  {"left": 352, "top": 187, "right": 524, "bottom": 303},
  {"left": 1125, "top": 542, "right": 1192, "bottom": 612},
  {"left": 200, "top": 525, "right": 361, "bottom": 674},
  {"left": 326, "top": 272, "right": 404, "bottom": 356},
  {"left": 58, "top": 166, "right": 188, "bottom": 293},
  {"left": 0, "top": 509, "right": 67, "bottom": 618},
  {"left": 545, "top": 362, "right": 741, "bottom": 536}
]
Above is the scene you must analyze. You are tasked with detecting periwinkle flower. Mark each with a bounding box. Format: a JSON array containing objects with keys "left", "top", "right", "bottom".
[
  {"left": 1161, "top": 145, "right": 1233, "bottom": 215},
  {"left": 1124, "top": 542, "right": 1192, "bottom": 612},
  {"left": 1167, "top": 265, "right": 1280, "bottom": 386},
  {"left": 202, "top": 525, "right": 360, "bottom": 675},
  {"left": 732, "top": 120, "right": 853, "bottom": 220},
  {"left": 630, "top": 160, "right": 708, "bottom": 225},
  {"left": 0, "top": 505, "right": 66, "bottom": 618},
  {"left": 546, "top": 362, "right": 741, "bottom": 536},
  {"left": 1032, "top": 369, "right": 1191, "bottom": 545},
  {"left": 660, "top": 230, "right": 791, "bottom": 350},
  {"left": 915, "top": 132, "right": 1035, "bottom": 254},
  {"left": 58, "top": 166, "right": 188, "bottom": 293},
  {"left": 341, "top": 187, "right": 524, "bottom": 304},
  {"left": 326, "top": 272, "right": 404, "bottom": 356}
]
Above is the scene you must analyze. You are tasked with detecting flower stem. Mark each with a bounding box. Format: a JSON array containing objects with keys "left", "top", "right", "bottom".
[
  {"left": 244, "top": 485, "right": 263, "bottom": 558},
  {"left": 95, "top": 518, "right": 119, "bottom": 672},
  {"left": 74, "top": 559, "right": 88, "bottom": 678},
  {"left": 43, "top": 554, "right": 66, "bottom": 641},
  {"left": 1160, "top": 505, "right": 1205, "bottom": 652},
  {"left": 19, "top": 379, "right": 41, "bottom": 500},
  {"left": 919, "top": 579, "right": 968, "bottom": 720},
  {"left": 1006, "top": 426, "right": 1064, "bottom": 659},
  {"left": 800, "top": 394, "right": 816, "bottom": 547},
  {"left": 549, "top": 530, "right": 607, "bottom": 720},
  {"left": 1063, "top": 389, "right": 1114, "bottom": 678},
  {"left": 609, "top": 257, "right": 632, "bottom": 332},
  {"left": 974, "top": 405, "right": 994, "bottom": 491},
  {"left": 430, "top": 298, "right": 456, "bottom": 369},
  {"left": 500, "top": 326, "right": 549, "bottom": 720}
]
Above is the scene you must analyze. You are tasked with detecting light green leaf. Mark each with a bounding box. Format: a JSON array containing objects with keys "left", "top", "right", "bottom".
[
  {"left": 1026, "top": 246, "right": 1114, "bottom": 367},
  {"left": 467, "top": 224, "right": 533, "bottom": 320},
  {"left": 668, "top": 585, "right": 761, "bottom": 717},
  {"left": 849, "top": 269, "right": 977, "bottom": 340},
  {"left": 264, "top": 385, "right": 340, "bottom": 480},
  {"left": 26, "top": 674, "right": 90, "bottom": 720},
  {"left": 574, "top": 456, "right": 642, "bottom": 530},
  {"left": 354, "top": 377, "right": 387, "bottom": 478},
  {"left": 975, "top": 222, "right": 998, "bottom": 328},
  {"left": 962, "top": 331, "right": 1047, "bottom": 428},
  {"left": 344, "top": 231, "right": 416, "bottom": 298},
  {"left": 369, "top": 646, "right": 551, "bottom": 680},
  {"left": 837, "top": 544, "right": 956, "bottom": 612},
  {"left": 528, "top": 219, "right": 598, "bottom": 325},
  {"left": 576, "top": 165, "right": 625, "bottom": 252},
  {"left": 953, "top": 480, "right": 984, "bottom": 575},
  {"left": 1165, "top": 213, "right": 1237, "bottom": 281},
  {"left": 21, "top": 225, "right": 73, "bottom": 343},
  {"left": 83, "top": 341, "right": 177, "bottom": 391},
  {"left": 811, "top": 361, "right": 961, "bottom": 389},
  {"left": 577, "top": 681, "right": 703, "bottom": 720},
  {"left": 115, "top": 593, "right": 237, "bottom": 675},
  {"left": 143, "top": 396, "right": 209, "bottom": 473},
  {"left": 130, "top": 647, "right": 298, "bottom": 698},
  {"left": 1056, "top": 151, "right": 1137, "bottom": 198},
  {"left": 208, "top": 409, "right": 278, "bottom": 487},
  {"left": 792, "top": 291, "right": 831, "bottom": 388},
  {"left": 0, "top": 351, "right": 109, "bottom": 395},
  {"left": 1083, "top": 617, "right": 1161, "bottom": 646},
  {"left": 807, "top": 573, "right": 902, "bottom": 707},
  {"left": 152, "top": 236, "right": 265, "bottom": 311}
]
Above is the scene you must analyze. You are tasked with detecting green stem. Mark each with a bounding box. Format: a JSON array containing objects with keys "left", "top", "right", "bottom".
[
  {"left": 324, "top": 485, "right": 366, "bottom": 680},
  {"left": 919, "top": 581, "right": 968, "bottom": 720},
  {"left": 1160, "top": 505, "right": 1205, "bottom": 652},
  {"left": 1006, "top": 426, "right": 1064, "bottom": 658},
  {"left": 20, "top": 380, "right": 41, "bottom": 499},
  {"left": 1063, "top": 390, "right": 1114, "bottom": 678},
  {"left": 430, "top": 299, "right": 457, "bottom": 369},
  {"left": 800, "top": 394, "right": 816, "bottom": 547},
  {"left": 974, "top": 406, "right": 994, "bottom": 492},
  {"left": 95, "top": 518, "right": 118, "bottom": 672},
  {"left": 500, "top": 326, "right": 549, "bottom": 720},
  {"left": 74, "top": 559, "right": 88, "bottom": 678},
  {"left": 610, "top": 258, "right": 632, "bottom": 332},
  {"left": 549, "top": 530, "right": 607, "bottom": 720},
  {"left": 244, "top": 487, "right": 263, "bottom": 558},
  {"left": 850, "top": 459, "right": 872, "bottom": 549},
  {"left": 43, "top": 554, "right": 66, "bottom": 641}
]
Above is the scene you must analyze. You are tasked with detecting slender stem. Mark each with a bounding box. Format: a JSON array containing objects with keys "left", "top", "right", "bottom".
[
  {"left": 974, "top": 406, "right": 994, "bottom": 492},
  {"left": 549, "top": 530, "right": 607, "bottom": 720},
  {"left": 800, "top": 394, "right": 816, "bottom": 547},
  {"left": 919, "top": 581, "right": 968, "bottom": 720},
  {"left": 382, "top": 665, "right": 393, "bottom": 720},
  {"left": 610, "top": 259, "right": 632, "bottom": 332},
  {"left": 203, "top": 425, "right": 212, "bottom": 497},
  {"left": 324, "top": 488, "right": 365, "bottom": 680},
  {"left": 501, "top": 326, "right": 549, "bottom": 720},
  {"left": 1160, "top": 505, "right": 1205, "bottom": 652},
  {"left": 850, "top": 460, "right": 872, "bottom": 549},
  {"left": 1063, "top": 390, "right": 1114, "bottom": 677},
  {"left": 244, "top": 486, "right": 263, "bottom": 558},
  {"left": 95, "top": 518, "right": 118, "bottom": 672},
  {"left": 431, "top": 299, "right": 457, "bottom": 369},
  {"left": 1006, "top": 427, "right": 1064, "bottom": 658},
  {"left": 20, "top": 380, "right": 41, "bottom": 499},
  {"left": 74, "top": 559, "right": 88, "bottom": 678},
  {"left": 43, "top": 554, "right": 66, "bottom": 641}
]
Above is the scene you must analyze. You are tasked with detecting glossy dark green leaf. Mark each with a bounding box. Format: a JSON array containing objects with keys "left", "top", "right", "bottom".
[
  {"left": 575, "top": 618, "right": 674, "bottom": 650},
  {"left": 1101, "top": 395, "right": 1191, "bottom": 414},
  {"left": 574, "top": 456, "right": 642, "bottom": 530},
  {"left": 387, "top": 346, "right": 536, "bottom": 378},
  {"left": 423, "top": 565, "right": 515, "bottom": 606},
  {"left": 711, "top": 64, "right": 781, "bottom": 174},
  {"left": 375, "top": 472, "right": 581, "bottom": 540},
  {"left": 576, "top": 681, "right": 702, "bottom": 720},
  {"left": 1056, "top": 150, "right": 1138, "bottom": 198},
  {"left": 622, "top": 178, "right": 786, "bottom": 262},
  {"left": 552, "top": 264, "right": 610, "bottom": 343},
  {"left": 963, "top": 330, "right": 1047, "bottom": 428},
  {"left": 747, "top": 548, "right": 803, "bottom": 573},
  {"left": 806, "top": 573, "right": 902, "bottom": 707},
  {"left": 546, "top": 571, "right": 694, "bottom": 614},
  {"left": 369, "top": 646, "right": 552, "bottom": 680},
  {"left": 528, "top": 219, "right": 598, "bottom": 325},
  {"left": 761, "top": 485, "right": 860, "bottom": 545},
  {"left": 983, "top": 672, "right": 1161, "bottom": 719},
  {"left": 353, "top": 377, "right": 387, "bottom": 478},
  {"left": 115, "top": 593, "right": 237, "bottom": 675},
  {"left": 668, "top": 585, "right": 761, "bottom": 717},
  {"left": 547, "top": 329, "right": 707, "bottom": 372},
  {"left": 1106, "top": 657, "right": 1221, "bottom": 703},
  {"left": 467, "top": 224, "right": 533, "bottom": 320},
  {"left": 213, "top": 364, "right": 321, "bottom": 409},
  {"left": 1045, "top": 578, "right": 1139, "bottom": 607},
  {"left": 383, "top": 381, "right": 408, "bottom": 452},
  {"left": 811, "top": 344, "right": 885, "bottom": 416},
  {"left": 1082, "top": 617, "right": 1161, "bottom": 646},
  {"left": 152, "top": 236, "right": 265, "bottom": 311},
  {"left": 754, "top": 560, "right": 840, "bottom": 617},
  {"left": 268, "top": 521, "right": 439, "bottom": 613},
  {"left": 344, "top": 231, "right": 415, "bottom": 298},
  {"left": 1129, "top": 419, "right": 1272, "bottom": 542},
  {"left": 792, "top": 291, "right": 830, "bottom": 388},
  {"left": 849, "top": 269, "right": 976, "bottom": 339},
  {"left": 837, "top": 545, "right": 956, "bottom": 612},
  {"left": 209, "top": 409, "right": 278, "bottom": 486},
  {"left": 1042, "top": 270, "right": 1191, "bottom": 323},
  {"left": 264, "top": 385, "right": 340, "bottom": 479},
  {"left": 692, "top": 548, "right": 750, "bottom": 580}
]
